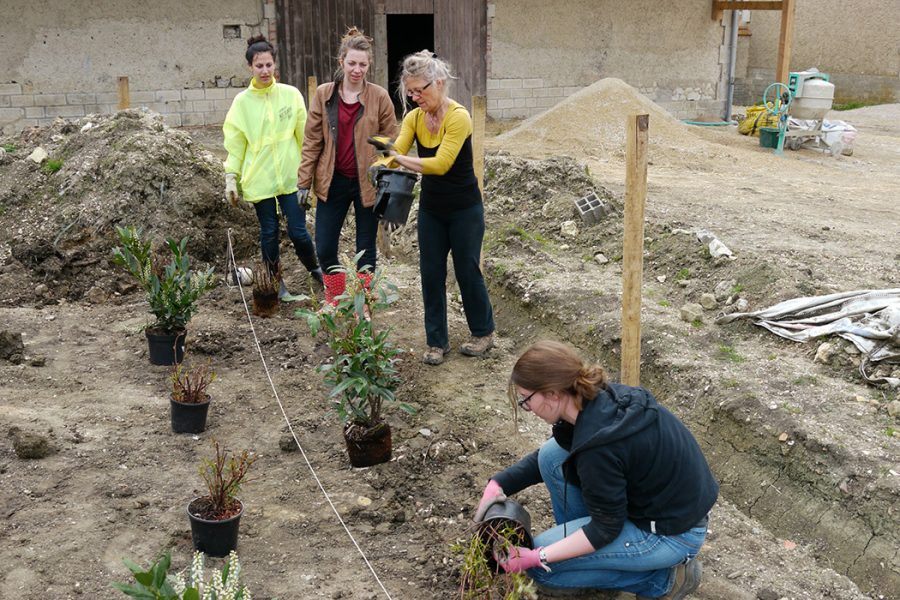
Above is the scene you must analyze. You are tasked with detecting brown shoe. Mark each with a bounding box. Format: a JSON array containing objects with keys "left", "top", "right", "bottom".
[
  {"left": 636, "top": 558, "right": 702, "bottom": 600},
  {"left": 460, "top": 334, "right": 494, "bottom": 357},
  {"left": 422, "top": 346, "right": 450, "bottom": 365}
]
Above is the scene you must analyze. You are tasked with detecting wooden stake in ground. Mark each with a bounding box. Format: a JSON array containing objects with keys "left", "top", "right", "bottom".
[
  {"left": 117, "top": 76, "right": 130, "bottom": 110},
  {"left": 621, "top": 114, "right": 649, "bottom": 386},
  {"left": 307, "top": 76, "right": 318, "bottom": 108},
  {"left": 472, "top": 95, "right": 486, "bottom": 192}
]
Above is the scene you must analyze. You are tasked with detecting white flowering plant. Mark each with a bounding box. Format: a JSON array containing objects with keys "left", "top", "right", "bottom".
[{"left": 113, "top": 550, "right": 252, "bottom": 600}]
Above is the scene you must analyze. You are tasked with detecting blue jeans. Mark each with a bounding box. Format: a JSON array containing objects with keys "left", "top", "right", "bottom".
[
  {"left": 529, "top": 439, "right": 708, "bottom": 597},
  {"left": 253, "top": 192, "right": 318, "bottom": 272},
  {"left": 417, "top": 204, "right": 495, "bottom": 349},
  {"left": 315, "top": 174, "right": 377, "bottom": 273}
]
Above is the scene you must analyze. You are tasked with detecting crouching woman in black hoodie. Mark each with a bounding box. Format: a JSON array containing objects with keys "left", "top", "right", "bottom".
[{"left": 475, "top": 340, "right": 718, "bottom": 600}]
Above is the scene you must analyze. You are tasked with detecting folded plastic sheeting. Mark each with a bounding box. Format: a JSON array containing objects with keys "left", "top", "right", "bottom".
[{"left": 718, "top": 289, "right": 900, "bottom": 387}]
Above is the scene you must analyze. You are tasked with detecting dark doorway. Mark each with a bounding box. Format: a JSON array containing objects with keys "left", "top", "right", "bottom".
[{"left": 386, "top": 14, "right": 434, "bottom": 115}]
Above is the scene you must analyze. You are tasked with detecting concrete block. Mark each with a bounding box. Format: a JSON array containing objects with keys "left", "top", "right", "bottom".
[
  {"left": 514, "top": 98, "right": 527, "bottom": 108},
  {"left": 489, "top": 88, "right": 510, "bottom": 99},
  {"left": 130, "top": 91, "right": 156, "bottom": 104},
  {"left": 205, "top": 111, "right": 227, "bottom": 126},
  {"left": 535, "top": 96, "right": 560, "bottom": 108},
  {"left": 11, "top": 95, "right": 34, "bottom": 107},
  {"left": 193, "top": 100, "right": 214, "bottom": 112},
  {"left": 83, "top": 105, "right": 105, "bottom": 115},
  {"left": 509, "top": 88, "right": 533, "bottom": 98},
  {"left": 162, "top": 113, "right": 182, "bottom": 127},
  {"left": 45, "top": 105, "right": 85, "bottom": 118},
  {"left": 0, "top": 96, "right": 9, "bottom": 108},
  {"left": 502, "top": 107, "right": 530, "bottom": 119},
  {"left": 524, "top": 78, "right": 543, "bottom": 88},
  {"left": 525, "top": 97, "right": 536, "bottom": 108},
  {"left": 0, "top": 107, "right": 25, "bottom": 123},
  {"left": 214, "top": 99, "right": 233, "bottom": 111},
  {"left": 205, "top": 88, "right": 227, "bottom": 100},
  {"left": 66, "top": 93, "right": 96, "bottom": 105},
  {"left": 497, "top": 98, "right": 514, "bottom": 109},
  {"left": 499, "top": 79, "right": 523, "bottom": 89},
  {"left": 574, "top": 190, "right": 612, "bottom": 226},
  {"left": 486, "top": 98, "right": 498, "bottom": 110},
  {"left": 183, "top": 89, "right": 205, "bottom": 101},
  {"left": 0, "top": 83, "right": 22, "bottom": 95},
  {"left": 33, "top": 94, "right": 67, "bottom": 107},
  {"left": 563, "top": 86, "right": 581, "bottom": 96},
  {"left": 19, "top": 118, "right": 41, "bottom": 129},
  {"left": 487, "top": 79, "right": 500, "bottom": 90},
  {"left": 25, "top": 106, "right": 44, "bottom": 118},
  {"left": 96, "top": 92, "right": 118, "bottom": 104},
  {"left": 182, "top": 112, "right": 206, "bottom": 127},
  {"left": 225, "top": 88, "right": 242, "bottom": 100},
  {"left": 156, "top": 90, "right": 182, "bottom": 102}
]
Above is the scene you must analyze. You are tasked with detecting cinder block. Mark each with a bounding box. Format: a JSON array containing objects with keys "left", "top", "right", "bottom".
[
  {"left": 0, "top": 96, "right": 9, "bottom": 108},
  {"left": 183, "top": 89, "right": 205, "bottom": 101},
  {"left": 486, "top": 98, "right": 498, "bottom": 110},
  {"left": 0, "top": 83, "right": 22, "bottom": 95},
  {"left": 156, "top": 90, "right": 182, "bottom": 102},
  {"left": 11, "top": 95, "right": 34, "bottom": 107},
  {"left": 509, "top": 88, "right": 533, "bottom": 99},
  {"left": 33, "top": 94, "right": 67, "bottom": 107},
  {"left": 490, "top": 88, "right": 510, "bottom": 99},
  {"left": 45, "top": 105, "right": 85, "bottom": 118},
  {"left": 487, "top": 79, "right": 500, "bottom": 90},
  {"left": 225, "top": 88, "right": 242, "bottom": 99},
  {"left": 96, "top": 92, "right": 118, "bottom": 103},
  {"left": 205, "top": 111, "right": 226, "bottom": 126},
  {"left": 25, "top": 106, "right": 44, "bottom": 118},
  {"left": 574, "top": 190, "right": 612, "bottom": 226},
  {"left": 523, "top": 78, "right": 543, "bottom": 88},
  {"left": 535, "top": 96, "right": 560, "bottom": 108},
  {"left": 0, "top": 107, "right": 25, "bottom": 123},
  {"left": 214, "top": 99, "right": 233, "bottom": 111},
  {"left": 497, "top": 98, "right": 514, "bottom": 109},
  {"left": 182, "top": 112, "right": 206, "bottom": 126},
  {"left": 499, "top": 79, "right": 523, "bottom": 89},
  {"left": 162, "top": 113, "right": 182, "bottom": 127},
  {"left": 514, "top": 98, "right": 527, "bottom": 108},
  {"left": 67, "top": 93, "right": 96, "bottom": 105},
  {"left": 205, "top": 88, "right": 226, "bottom": 100},
  {"left": 502, "top": 107, "right": 530, "bottom": 119},
  {"left": 193, "top": 100, "right": 214, "bottom": 112}
]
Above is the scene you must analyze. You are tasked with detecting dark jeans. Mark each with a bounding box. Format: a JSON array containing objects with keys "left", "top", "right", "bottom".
[
  {"left": 417, "top": 203, "right": 495, "bottom": 349},
  {"left": 253, "top": 192, "right": 317, "bottom": 272},
  {"left": 315, "top": 173, "right": 378, "bottom": 273}
]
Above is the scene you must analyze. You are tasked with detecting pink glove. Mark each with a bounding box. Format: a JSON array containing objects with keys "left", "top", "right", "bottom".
[
  {"left": 498, "top": 546, "right": 549, "bottom": 573},
  {"left": 473, "top": 480, "right": 506, "bottom": 521}
]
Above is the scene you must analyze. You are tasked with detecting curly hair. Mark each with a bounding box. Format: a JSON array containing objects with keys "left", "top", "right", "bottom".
[{"left": 397, "top": 50, "right": 456, "bottom": 114}]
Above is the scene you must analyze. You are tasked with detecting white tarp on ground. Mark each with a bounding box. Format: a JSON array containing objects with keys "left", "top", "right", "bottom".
[{"left": 718, "top": 289, "right": 900, "bottom": 387}]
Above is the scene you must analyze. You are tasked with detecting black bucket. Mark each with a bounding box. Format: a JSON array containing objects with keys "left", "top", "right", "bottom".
[{"left": 373, "top": 169, "right": 417, "bottom": 226}]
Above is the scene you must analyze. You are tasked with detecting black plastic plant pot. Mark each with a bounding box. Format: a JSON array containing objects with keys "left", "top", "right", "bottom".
[
  {"left": 170, "top": 395, "right": 210, "bottom": 434},
  {"left": 187, "top": 498, "right": 243, "bottom": 558},
  {"left": 146, "top": 329, "right": 186, "bottom": 366},
  {"left": 478, "top": 499, "right": 534, "bottom": 570},
  {"left": 373, "top": 169, "right": 417, "bottom": 226}
]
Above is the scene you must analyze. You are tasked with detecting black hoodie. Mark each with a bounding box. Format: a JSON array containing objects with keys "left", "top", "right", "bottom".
[{"left": 492, "top": 384, "right": 719, "bottom": 550}]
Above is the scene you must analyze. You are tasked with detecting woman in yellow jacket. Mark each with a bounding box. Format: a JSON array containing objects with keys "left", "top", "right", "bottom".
[
  {"left": 298, "top": 27, "right": 397, "bottom": 305},
  {"left": 223, "top": 35, "right": 323, "bottom": 299}
]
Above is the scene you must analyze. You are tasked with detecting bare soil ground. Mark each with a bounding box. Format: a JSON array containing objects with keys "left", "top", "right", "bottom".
[{"left": 1, "top": 84, "right": 898, "bottom": 600}]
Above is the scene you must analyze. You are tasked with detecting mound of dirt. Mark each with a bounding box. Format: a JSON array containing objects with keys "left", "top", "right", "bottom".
[
  {"left": 0, "top": 110, "right": 257, "bottom": 306},
  {"left": 491, "top": 77, "right": 741, "bottom": 168}
]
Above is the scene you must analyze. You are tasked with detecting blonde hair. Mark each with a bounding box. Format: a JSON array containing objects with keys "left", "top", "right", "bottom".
[
  {"left": 507, "top": 340, "right": 608, "bottom": 418},
  {"left": 334, "top": 27, "right": 373, "bottom": 82},
  {"left": 397, "top": 50, "right": 455, "bottom": 114}
]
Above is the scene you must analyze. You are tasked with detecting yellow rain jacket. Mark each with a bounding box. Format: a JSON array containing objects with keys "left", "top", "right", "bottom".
[{"left": 223, "top": 78, "right": 307, "bottom": 202}]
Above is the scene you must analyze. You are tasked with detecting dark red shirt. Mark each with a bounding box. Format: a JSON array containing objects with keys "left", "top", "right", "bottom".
[{"left": 335, "top": 97, "right": 361, "bottom": 178}]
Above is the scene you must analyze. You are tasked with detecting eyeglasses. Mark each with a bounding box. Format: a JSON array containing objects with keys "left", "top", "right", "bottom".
[
  {"left": 517, "top": 389, "right": 538, "bottom": 410},
  {"left": 406, "top": 81, "right": 433, "bottom": 98}
]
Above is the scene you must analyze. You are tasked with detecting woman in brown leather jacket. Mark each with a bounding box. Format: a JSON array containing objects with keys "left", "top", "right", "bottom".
[{"left": 297, "top": 27, "right": 397, "bottom": 304}]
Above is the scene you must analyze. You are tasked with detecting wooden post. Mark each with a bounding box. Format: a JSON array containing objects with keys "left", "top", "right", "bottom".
[
  {"left": 621, "top": 114, "right": 649, "bottom": 387},
  {"left": 117, "top": 76, "right": 130, "bottom": 110},
  {"left": 307, "top": 75, "right": 318, "bottom": 106},
  {"left": 471, "top": 95, "right": 486, "bottom": 192},
  {"left": 775, "top": 0, "right": 796, "bottom": 84}
]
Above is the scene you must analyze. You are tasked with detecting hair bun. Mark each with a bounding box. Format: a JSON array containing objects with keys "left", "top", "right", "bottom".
[{"left": 247, "top": 34, "right": 267, "bottom": 47}]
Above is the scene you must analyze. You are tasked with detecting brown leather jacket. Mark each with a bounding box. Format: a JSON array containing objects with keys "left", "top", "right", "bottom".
[{"left": 298, "top": 80, "right": 397, "bottom": 207}]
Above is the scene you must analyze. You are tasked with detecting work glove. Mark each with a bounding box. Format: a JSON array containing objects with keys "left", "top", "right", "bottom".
[
  {"left": 367, "top": 155, "right": 397, "bottom": 186},
  {"left": 473, "top": 479, "right": 506, "bottom": 522},
  {"left": 224, "top": 173, "right": 240, "bottom": 207},
  {"left": 367, "top": 135, "right": 396, "bottom": 157},
  {"left": 497, "top": 546, "right": 550, "bottom": 574},
  {"left": 298, "top": 188, "right": 312, "bottom": 211}
]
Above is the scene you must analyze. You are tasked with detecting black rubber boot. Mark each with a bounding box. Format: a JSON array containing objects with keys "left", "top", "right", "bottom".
[{"left": 298, "top": 253, "right": 324, "bottom": 285}]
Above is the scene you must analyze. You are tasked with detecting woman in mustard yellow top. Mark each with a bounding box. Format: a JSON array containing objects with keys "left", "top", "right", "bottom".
[
  {"left": 389, "top": 51, "right": 495, "bottom": 366},
  {"left": 223, "top": 35, "right": 322, "bottom": 299}
]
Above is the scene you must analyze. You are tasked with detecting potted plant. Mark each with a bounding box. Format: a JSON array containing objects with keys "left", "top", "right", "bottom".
[
  {"left": 297, "top": 256, "right": 414, "bottom": 467},
  {"left": 187, "top": 439, "right": 256, "bottom": 558},
  {"left": 170, "top": 359, "right": 215, "bottom": 434},
  {"left": 111, "top": 225, "right": 216, "bottom": 365},
  {"left": 113, "top": 549, "right": 253, "bottom": 599}
]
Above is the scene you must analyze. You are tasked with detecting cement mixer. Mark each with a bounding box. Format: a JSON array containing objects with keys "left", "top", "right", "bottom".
[{"left": 764, "top": 70, "right": 848, "bottom": 156}]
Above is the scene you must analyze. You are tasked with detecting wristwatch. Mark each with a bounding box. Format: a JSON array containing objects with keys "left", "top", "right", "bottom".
[{"left": 538, "top": 547, "right": 550, "bottom": 566}]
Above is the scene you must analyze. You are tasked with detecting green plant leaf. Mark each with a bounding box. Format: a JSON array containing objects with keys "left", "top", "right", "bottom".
[
  {"left": 111, "top": 582, "right": 157, "bottom": 599},
  {"left": 182, "top": 588, "right": 201, "bottom": 600}
]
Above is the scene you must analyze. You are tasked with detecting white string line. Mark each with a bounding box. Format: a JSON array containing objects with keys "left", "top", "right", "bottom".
[{"left": 224, "top": 229, "right": 395, "bottom": 600}]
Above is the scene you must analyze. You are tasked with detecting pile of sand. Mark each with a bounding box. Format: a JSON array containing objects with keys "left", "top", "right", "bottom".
[{"left": 491, "top": 78, "right": 737, "bottom": 167}]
